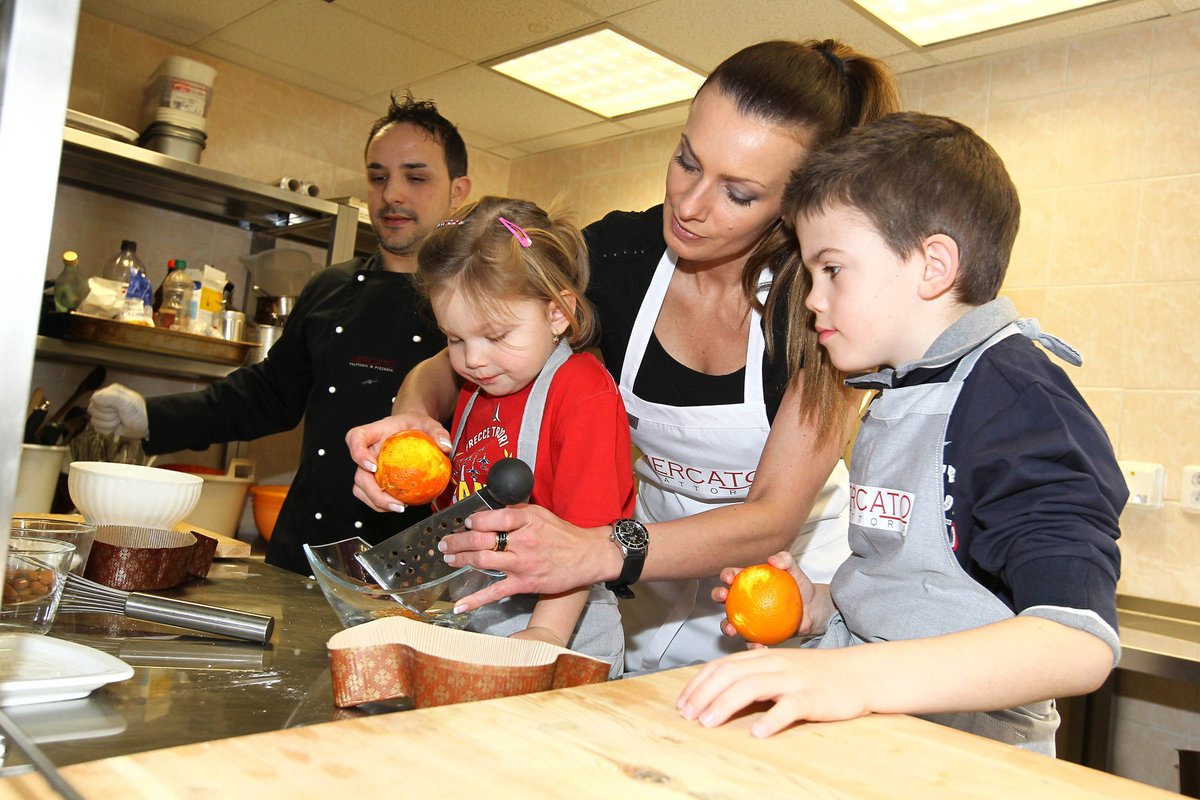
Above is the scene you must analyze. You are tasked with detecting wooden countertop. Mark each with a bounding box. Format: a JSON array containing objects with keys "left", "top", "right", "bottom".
[{"left": 0, "top": 665, "right": 1174, "bottom": 799}]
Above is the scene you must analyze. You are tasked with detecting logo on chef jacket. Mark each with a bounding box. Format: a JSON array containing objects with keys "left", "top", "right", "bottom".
[
  {"left": 642, "top": 455, "right": 753, "bottom": 496},
  {"left": 849, "top": 483, "right": 914, "bottom": 534},
  {"left": 348, "top": 355, "right": 396, "bottom": 374}
]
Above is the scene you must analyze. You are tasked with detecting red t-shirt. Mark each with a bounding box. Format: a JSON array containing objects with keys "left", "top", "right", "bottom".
[{"left": 436, "top": 352, "right": 635, "bottom": 527}]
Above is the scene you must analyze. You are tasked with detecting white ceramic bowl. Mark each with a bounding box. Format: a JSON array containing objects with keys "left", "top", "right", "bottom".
[{"left": 68, "top": 462, "right": 203, "bottom": 529}]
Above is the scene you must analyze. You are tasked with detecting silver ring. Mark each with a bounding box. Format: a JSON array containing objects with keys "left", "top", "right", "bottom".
[{"left": 492, "top": 531, "right": 508, "bottom": 552}]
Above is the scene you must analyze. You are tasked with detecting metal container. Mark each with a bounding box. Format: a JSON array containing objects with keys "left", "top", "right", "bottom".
[
  {"left": 253, "top": 292, "right": 296, "bottom": 326},
  {"left": 139, "top": 121, "right": 207, "bottom": 163},
  {"left": 250, "top": 324, "right": 283, "bottom": 363},
  {"left": 215, "top": 309, "right": 246, "bottom": 342}
]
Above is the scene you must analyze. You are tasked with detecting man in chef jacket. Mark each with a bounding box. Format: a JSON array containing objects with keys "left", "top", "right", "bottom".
[{"left": 87, "top": 94, "right": 472, "bottom": 573}]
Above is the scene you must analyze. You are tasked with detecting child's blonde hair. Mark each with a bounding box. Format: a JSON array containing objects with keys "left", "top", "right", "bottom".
[{"left": 416, "top": 196, "right": 596, "bottom": 347}]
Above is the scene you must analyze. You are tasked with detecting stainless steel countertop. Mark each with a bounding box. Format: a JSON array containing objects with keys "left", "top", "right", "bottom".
[
  {"left": 2, "top": 558, "right": 372, "bottom": 775},
  {"left": 1117, "top": 594, "right": 1200, "bottom": 684}
]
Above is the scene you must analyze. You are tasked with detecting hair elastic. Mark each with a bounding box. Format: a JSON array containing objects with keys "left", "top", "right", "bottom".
[
  {"left": 498, "top": 216, "right": 532, "bottom": 247},
  {"left": 821, "top": 47, "right": 847, "bottom": 84},
  {"left": 436, "top": 219, "right": 464, "bottom": 228}
]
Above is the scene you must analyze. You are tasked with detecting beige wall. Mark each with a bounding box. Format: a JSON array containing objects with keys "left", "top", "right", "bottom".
[{"left": 47, "top": 9, "right": 1200, "bottom": 791}]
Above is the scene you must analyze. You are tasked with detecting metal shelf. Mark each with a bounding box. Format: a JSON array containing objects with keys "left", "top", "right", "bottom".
[
  {"left": 36, "top": 335, "right": 240, "bottom": 381},
  {"left": 58, "top": 126, "right": 373, "bottom": 263}
]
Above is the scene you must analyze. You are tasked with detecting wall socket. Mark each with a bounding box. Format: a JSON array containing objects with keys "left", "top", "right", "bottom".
[
  {"left": 1183, "top": 466, "right": 1200, "bottom": 515},
  {"left": 1119, "top": 461, "right": 1165, "bottom": 509}
]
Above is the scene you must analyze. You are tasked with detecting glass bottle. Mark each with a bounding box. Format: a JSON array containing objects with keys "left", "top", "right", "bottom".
[{"left": 53, "top": 250, "right": 89, "bottom": 312}]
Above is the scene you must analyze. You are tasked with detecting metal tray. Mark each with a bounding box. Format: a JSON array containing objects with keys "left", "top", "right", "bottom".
[{"left": 64, "top": 313, "right": 252, "bottom": 366}]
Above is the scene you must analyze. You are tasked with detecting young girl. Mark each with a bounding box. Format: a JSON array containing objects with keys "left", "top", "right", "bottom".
[{"left": 412, "top": 196, "right": 634, "bottom": 678}]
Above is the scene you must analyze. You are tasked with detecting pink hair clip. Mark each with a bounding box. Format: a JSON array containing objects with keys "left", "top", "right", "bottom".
[
  {"left": 436, "top": 218, "right": 464, "bottom": 227},
  {"left": 498, "top": 216, "right": 532, "bottom": 247}
]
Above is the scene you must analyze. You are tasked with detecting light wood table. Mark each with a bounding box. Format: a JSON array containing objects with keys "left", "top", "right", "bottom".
[{"left": 0, "top": 664, "right": 1175, "bottom": 799}]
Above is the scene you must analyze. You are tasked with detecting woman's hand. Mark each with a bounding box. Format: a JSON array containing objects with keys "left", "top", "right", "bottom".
[
  {"left": 712, "top": 551, "right": 828, "bottom": 641},
  {"left": 509, "top": 626, "right": 567, "bottom": 648},
  {"left": 346, "top": 413, "right": 451, "bottom": 512},
  {"left": 439, "top": 505, "right": 620, "bottom": 612}
]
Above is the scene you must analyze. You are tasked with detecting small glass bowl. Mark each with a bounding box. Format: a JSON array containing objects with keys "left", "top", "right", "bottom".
[
  {"left": 1, "top": 538, "right": 75, "bottom": 634},
  {"left": 303, "top": 537, "right": 504, "bottom": 630},
  {"left": 11, "top": 517, "right": 97, "bottom": 576}
]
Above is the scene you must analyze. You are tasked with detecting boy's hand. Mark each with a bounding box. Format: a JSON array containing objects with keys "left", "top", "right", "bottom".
[
  {"left": 347, "top": 413, "right": 451, "bottom": 512},
  {"left": 711, "top": 551, "right": 822, "bottom": 641},
  {"left": 676, "top": 648, "right": 871, "bottom": 737}
]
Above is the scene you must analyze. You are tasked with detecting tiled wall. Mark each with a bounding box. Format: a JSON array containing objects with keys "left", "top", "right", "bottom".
[{"left": 43, "top": 9, "right": 1200, "bottom": 791}]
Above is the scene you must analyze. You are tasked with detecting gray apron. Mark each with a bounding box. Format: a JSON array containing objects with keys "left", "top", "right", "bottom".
[
  {"left": 811, "top": 307, "right": 1081, "bottom": 755},
  {"left": 455, "top": 340, "right": 624, "bottom": 679}
]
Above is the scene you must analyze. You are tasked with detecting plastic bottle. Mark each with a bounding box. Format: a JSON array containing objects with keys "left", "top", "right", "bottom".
[
  {"left": 154, "top": 259, "right": 194, "bottom": 330},
  {"left": 102, "top": 240, "right": 145, "bottom": 292},
  {"left": 120, "top": 257, "right": 155, "bottom": 326},
  {"left": 53, "top": 250, "right": 89, "bottom": 312}
]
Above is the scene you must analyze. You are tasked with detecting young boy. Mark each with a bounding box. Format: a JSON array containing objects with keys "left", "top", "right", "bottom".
[{"left": 676, "top": 112, "right": 1126, "bottom": 755}]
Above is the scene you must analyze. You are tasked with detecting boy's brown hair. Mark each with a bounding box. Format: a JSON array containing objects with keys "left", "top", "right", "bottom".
[{"left": 783, "top": 111, "right": 1020, "bottom": 305}]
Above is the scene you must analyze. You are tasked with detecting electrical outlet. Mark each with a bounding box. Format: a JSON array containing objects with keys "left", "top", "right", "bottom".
[
  {"left": 1119, "top": 461, "right": 1165, "bottom": 509},
  {"left": 1183, "top": 466, "right": 1200, "bottom": 515}
]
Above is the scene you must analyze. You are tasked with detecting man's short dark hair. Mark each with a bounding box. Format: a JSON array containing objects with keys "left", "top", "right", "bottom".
[
  {"left": 784, "top": 112, "right": 1019, "bottom": 305},
  {"left": 366, "top": 92, "right": 468, "bottom": 180}
]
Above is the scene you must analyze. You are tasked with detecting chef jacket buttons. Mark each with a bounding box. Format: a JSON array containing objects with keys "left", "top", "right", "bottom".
[
  {"left": 356, "top": 274, "right": 365, "bottom": 282},
  {"left": 314, "top": 512, "right": 323, "bottom": 520},
  {"left": 335, "top": 326, "right": 344, "bottom": 334},
  {"left": 354, "top": 521, "right": 363, "bottom": 529},
  {"left": 328, "top": 386, "right": 336, "bottom": 393},
  {"left": 412, "top": 335, "right": 422, "bottom": 342},
  {"left": 317, "top": 448, "right": 326, "bottom": 456}
]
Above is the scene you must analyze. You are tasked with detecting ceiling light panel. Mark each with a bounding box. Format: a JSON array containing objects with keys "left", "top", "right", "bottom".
[
  {"left": 850, "top": 0, "right": 1115, "bottom": 46},
  {"left": 489, "top": 28, "right": 706, "bottom": 118}
]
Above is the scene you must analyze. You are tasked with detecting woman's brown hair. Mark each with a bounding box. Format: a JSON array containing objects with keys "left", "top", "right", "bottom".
[{"left": 704, "top": 39, "right": 901, "bottom": 446}]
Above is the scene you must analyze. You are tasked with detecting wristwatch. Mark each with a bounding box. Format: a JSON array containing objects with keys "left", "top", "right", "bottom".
[{"left": 606, "top": 518, "right": 648, "bottom": 600}]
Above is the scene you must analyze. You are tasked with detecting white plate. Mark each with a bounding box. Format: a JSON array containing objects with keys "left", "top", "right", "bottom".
[
  {"left": 0, "top": 633, "right": 134, "bottom": 707},
  {"left": 65, "top": 109, "right": 138, "bottom": 143}
]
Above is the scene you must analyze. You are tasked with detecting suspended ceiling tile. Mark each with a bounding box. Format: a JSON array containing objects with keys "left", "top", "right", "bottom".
[
  {"left": 617, "top": 102, "right": 690, "bottom": 131},
  {"left": 336, "top": 0, "right": 599, "bottom": 62},
  {"left": 405, "top": 65, "right": 605, "bottom": 145},
  {"left": 200, "top": 0, "right": 465, "bottom": 98},
  {"left": 198, "top": 37, "right": 366, "bottom": 104},
  {"left": 613, "top": 0, "right": 913, "bottom": 74},
  {"left": 457, "top": 128, "right": 505, "bottom": 151},
  {"left": 925, "top": 1, "right": 1168, "bottom": 64},
  {"left": 570, "top": 0, "right": 657, "bottom": 15},
  {"left": 511, "top": 120, "right": 636, "bottom": 153},
  {"left": 79, "top": 0, "right": 270, "bottom": 44}
]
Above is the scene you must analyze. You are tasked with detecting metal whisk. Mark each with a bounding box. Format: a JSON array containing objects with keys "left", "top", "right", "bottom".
[{"left": 60, "top": 572, "right": 275, "bottom": 644}]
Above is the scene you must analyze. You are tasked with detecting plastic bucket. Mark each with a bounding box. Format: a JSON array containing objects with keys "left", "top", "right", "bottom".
[
  {"left": 14, "top": 444, "right": 68, "bottom": 513},
  {"left": 142, "top": 56, "right": 216, "bottom": 131},
  {"left": 249, "top": 485, "right": 289, "bottom": 542},
  {"left": 160, "top": 459, "right": 255, "bottom": 537}
]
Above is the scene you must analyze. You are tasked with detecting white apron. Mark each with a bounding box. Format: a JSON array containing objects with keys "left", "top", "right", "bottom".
[{"left": 619, "top": 250, "right": 850, "bottom": 674}]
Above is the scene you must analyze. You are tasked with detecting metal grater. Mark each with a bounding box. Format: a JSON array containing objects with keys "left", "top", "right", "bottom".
[{"left": 355, "top": 457, "right": 533, "bottom": 590}]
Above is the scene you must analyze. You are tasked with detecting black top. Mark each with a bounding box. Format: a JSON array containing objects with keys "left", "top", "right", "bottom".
[
  {"left": 144, "top": 254, "right": 446, "bottom": 573},
  {"left": 583, "top": 205, "right": 791, "bottom": 422},
  {"left": 895, "top": 334, "right": 1125, "bottom": 631}
]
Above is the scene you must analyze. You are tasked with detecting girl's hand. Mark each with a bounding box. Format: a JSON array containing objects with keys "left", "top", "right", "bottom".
[
  {"left": 347, "top": 414, "right": 452, "bottom": 512},
  {"left": 676, "top": 648, "right": 871, "bottom": 737}
]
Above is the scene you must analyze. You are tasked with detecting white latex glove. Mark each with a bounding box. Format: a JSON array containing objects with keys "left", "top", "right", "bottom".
[{"left": 87, "top": 383, "right": 149, "bottom": 439}]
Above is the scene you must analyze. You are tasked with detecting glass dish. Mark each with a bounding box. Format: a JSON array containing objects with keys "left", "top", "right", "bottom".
[
  {"left": 303, "top": 537, "right": 504, "bottom": 630},
  {"left": 1, "top": 539, "right": 75, "bottom": 635}
]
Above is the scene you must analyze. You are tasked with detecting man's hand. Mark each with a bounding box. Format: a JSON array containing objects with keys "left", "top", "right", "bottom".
[{"left": 87, "top": 384, "right": 149, "bottom": 439}]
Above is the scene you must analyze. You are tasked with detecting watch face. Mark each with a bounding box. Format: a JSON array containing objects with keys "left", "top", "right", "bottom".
[{"left": 613, "top": 519, "right": 648, "bottom": 552}]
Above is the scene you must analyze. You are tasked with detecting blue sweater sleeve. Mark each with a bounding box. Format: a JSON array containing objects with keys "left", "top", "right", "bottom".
[{"left": 945, "top": 340, "right": 1125, "bottom": 633}]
